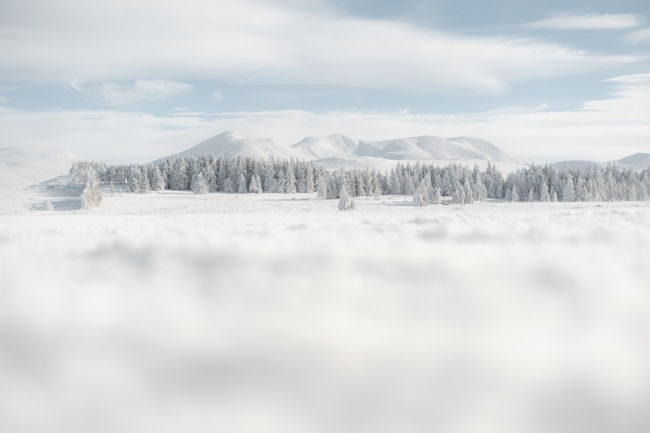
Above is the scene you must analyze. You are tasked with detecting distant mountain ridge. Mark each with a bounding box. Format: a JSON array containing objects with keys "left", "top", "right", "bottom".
[
  {"left": 162, "top": 131, "right": 649, "bottom": 171},
  {"left": 164, "top": 131, "right": 528, "bottom": 167},
  {"left": 552, "top": 153, "right": 650, "bottom": 170}
]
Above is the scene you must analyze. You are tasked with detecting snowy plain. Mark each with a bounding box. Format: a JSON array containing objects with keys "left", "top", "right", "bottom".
[{"left": 1, "top": 182, "right": 650, "bottom": 433}]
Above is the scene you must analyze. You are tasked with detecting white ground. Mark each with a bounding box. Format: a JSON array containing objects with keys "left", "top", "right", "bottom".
[{"left": 1, "top": 185, "right": 650, "bottom": 433}]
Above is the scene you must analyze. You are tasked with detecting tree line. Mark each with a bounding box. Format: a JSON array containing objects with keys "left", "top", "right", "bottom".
[{"left": 70, "top": 155, "right": 650, "bottom": 208}]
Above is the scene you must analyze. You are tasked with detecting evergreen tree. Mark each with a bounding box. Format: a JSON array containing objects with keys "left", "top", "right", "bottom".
[
  {"left": 249, "top": 174, "right": 263, "bottom": 193},
  {"left": 192, "top": 172, "right": 209, "bottom": 194},
  {"left": 338, "top": 184, "right": 354, "bottom": 211},
  {"left": 316, "top": 175, "right": 328, "bottom": 199}
]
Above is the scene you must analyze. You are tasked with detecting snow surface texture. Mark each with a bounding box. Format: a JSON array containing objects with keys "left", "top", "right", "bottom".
[{"left": 1, "top": 190, "right": 650, "bottom": 433}]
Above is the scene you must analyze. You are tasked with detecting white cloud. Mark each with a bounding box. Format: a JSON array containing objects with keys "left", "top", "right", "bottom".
[
  {"left": 3, "top": 72, "right": 650, "bottom": 163},
  {"left": 526, "top": 13, "right": 642, "bottom": 30},
  {"left": 70, "top": 79, "right": 192, "bottom": 105},
  {"left": 622, "top": 28, "right": 650, "bottom": 43},
  {"left": 0, "top": 0, "right": 636, "bottom": 94},
  {"left": 211, "top": 90, "right": 223, "bottom": 102}
]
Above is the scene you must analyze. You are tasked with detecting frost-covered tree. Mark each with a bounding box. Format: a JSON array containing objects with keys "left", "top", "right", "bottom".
[
  {"left": 192, "top": 172, "right": 209, "bottom": 194},
  {"left": 45, "top": 200, "right": 54, "bottom": 212},
  {"left": 249, "top": 174, "right": 263, "bottom": 193},
  {"left": 81, "top": 173, "right": 102, "bottom": 209},
  {"left": 510, "top": 184, "right": 519, "bottom": 202},
  {"left": 413, "top": 178, "right": 431, "bottom": 207},
  {"left": 149, "top": 165, "right": 165, "bottom": 191},
  {"left": 562, "top": 173, "right": 575, "bottom": 202},
  {"left": 338, "top": 184, "right": 354, "bottom": 211},
  {"left": 434, "top": 187, "right": 442, "bottom": 205},
  {"left": 540, "top": 180, "right": 551, "bottom": 202},
  {"left": 453, "top": 180, "right": 466, "bottom": 204},
  {"left": 316, "top": 175, "right": 328, "bottom": 199}
]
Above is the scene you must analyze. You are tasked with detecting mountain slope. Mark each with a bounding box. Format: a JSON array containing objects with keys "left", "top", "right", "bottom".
[
  {"left": 170, "top": 131, "right": 292, "bottom": 160},
  {"left": 354, "top": 135, "right": 525, "bottom": 163},
  {"left": 292, "top": 134, "right": 359, "bottom": 160},
  {"left": 615, "top": 153, "right": 650, "bottom": 169}
]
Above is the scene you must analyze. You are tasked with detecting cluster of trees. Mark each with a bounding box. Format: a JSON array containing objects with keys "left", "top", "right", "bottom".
[
  {"left": 71, "top": 162, "right": 102, "bottom": 209},
  {"left": 70, "top": 155, "right": 650, "bottom": 205}
]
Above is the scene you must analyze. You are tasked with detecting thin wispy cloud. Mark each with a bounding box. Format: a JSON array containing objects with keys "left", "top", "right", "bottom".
[
  {"left": 525, "top": 13, "right": 643, "bottom": 30},
  {"left": 70, "top": 79, "right": 192, "bottom": 105},
  {"left": 0, "top": 0, "right": 636, "bottom": 95},
  {"left": 211, "top": 90, "right": 223, "bottom": 103},
  {"left": 622, "top": 27, "right": 650, "bottom": 43}
]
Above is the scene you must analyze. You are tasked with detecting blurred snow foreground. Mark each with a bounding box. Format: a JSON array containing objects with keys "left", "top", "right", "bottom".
[{"left": 1, "top": 192, "right": 650, "bottom": 433}]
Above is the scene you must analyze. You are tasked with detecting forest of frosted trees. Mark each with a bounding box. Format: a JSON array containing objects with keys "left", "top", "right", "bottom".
[{"left": 70, "top": 154, "right": 650, "bottom": 206}]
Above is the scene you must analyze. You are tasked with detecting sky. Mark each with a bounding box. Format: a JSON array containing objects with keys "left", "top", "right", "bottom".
[{"left": 1, "top": 0, "right": 650, "bottom": 162}]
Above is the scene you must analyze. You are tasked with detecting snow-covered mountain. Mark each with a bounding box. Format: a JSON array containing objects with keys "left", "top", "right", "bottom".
[
  {"left": 552, "top": 153, "right": 650, "bottom": 171},
  {"left": 168, "top": 131, "right": 293, "bottom": 160},
  {"left": 355, "top": 136, "right": 525, "bottom": 163},
  {"left": 168, "top": 131, "right": 527, "bottom": 168},
  {"left": 615, "top": 153, "right": 650, "bottom": 169},
  {"left": 292, "top": 134, "right": 359, "bottom": 160},
  {"left": 552, "top": 160, "right": 604, "bottom": 170}
]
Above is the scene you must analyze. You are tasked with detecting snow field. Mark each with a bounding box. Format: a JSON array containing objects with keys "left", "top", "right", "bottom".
[{"left": 1, "top": 193, "right": 649, "bottom": 433}]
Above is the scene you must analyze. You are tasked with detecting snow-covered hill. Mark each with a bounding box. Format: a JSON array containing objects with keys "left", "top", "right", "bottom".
[
  {"left": 0, "top": 147, "right": 79, "bottom": 214},
  {"left": 168, "top": 131, "right": 293, "bottom": 160},
  {"left": 0, "top": 146, "right": 77, "bottom": 190},
  {"left": 166, "top": 131, "right": 528, "bottom": 170},
  {"left": 355, "top": 135, "right": 526, "bottom": 163},
  {"left": 552, "top": 153, "right": 650, "bottom": 171},
  {"left": 615, "top": 153, "right": 650, "bottom": 169},
  {"left": 552, "top": 160, "right": 604, "bottom": 170},
  {"left": 292, "top": 134, "right": 359, "bottom": 160}
]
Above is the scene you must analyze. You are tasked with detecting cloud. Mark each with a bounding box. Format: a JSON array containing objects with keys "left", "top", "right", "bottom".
[
  {"left": 0, "top": 0, "right": 636, "bottom": 95},
  {"left": 3, "top": 71, "right": 650, "bottom": 163},
  {"left": 525, "top": 13, "right": 642, "bottom": 30},
  {"left": 70, "top": 79, "right": 192, "bottom": 105},
  {"left": 622, "top": 28, "right": 650, "bottom": 43},
  {"left": 211, "top": 90, "right": 223, "bottom": 102}
]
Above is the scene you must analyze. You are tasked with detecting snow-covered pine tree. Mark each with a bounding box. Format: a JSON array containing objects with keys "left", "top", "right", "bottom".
[
  {"left": 562, "top": 173, "right": 575, "bottom": 202},
  {"left": 149, "top": 165, "right": 165, "bottom": 191},
  {"left": 249, "top": 174, "right": 263, "bottom": 193},
  {"left": 127, "top": 166, "right": 141, "bottom": 193},
  {"left": 463, "top": 180, "right": 473, "bottom": 204},
  {"left": 45, "top": 200, "right": 54, "bottom": 211},
  {"left": 316, "top": 175, "right": 328, "bottom": 199},
  {"left": 81, "top": 173, "right": 102, "bottom": 209},
  {"left": 305, "top": 166, "right": 314, "bottom": 193},
  {"left": 434, "top": 187, "right": 442, "bottom": 204},
  {"left": 511, "top": 184, "right": 519, "bottom": 202},
  {"left": 192, "top": 172, "right": 209, "bottom": 194},
  {"left": 453, "top": 180, "right": 465, "bottom": 204},
  {"left": 413, "top": 178, "right": 431, "bottom": 207},
  {"left": 540, "top": 180, "right": 551, "bottom": 202},
  {"left": 338, "top": 184, "right": 354, "bottom": 211}
]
